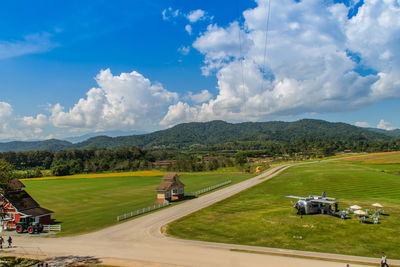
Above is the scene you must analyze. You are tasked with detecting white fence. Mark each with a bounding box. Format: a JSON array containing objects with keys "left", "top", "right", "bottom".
[
  {"left": 188, "top": 180, "right": 232, "bottom": 196},
  {"left": 117, "top": 201, "right": 170, "bottom": 221},
  {"left": 43, "top": 224, "right": 61, "bottom": 232}
]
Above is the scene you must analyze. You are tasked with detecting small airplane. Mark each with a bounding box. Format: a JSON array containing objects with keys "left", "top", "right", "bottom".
[{"left": 285, "top": 192, "right": 338, "bottom": 215}]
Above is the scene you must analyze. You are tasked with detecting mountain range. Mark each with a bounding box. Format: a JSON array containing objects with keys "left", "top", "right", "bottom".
[{"left": 0, "top": 119, "right": 398, "bottom": 152}]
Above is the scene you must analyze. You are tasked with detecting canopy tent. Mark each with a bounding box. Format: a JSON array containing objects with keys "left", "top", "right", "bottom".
[
  {"left": 350, "top": 205, "right": 362, "bottom": 210},
  {"left": 354, "top": 210, "right": 367, "bottom": 215},
  {"left": 372, "top": 203, "right": 383, "bottom": 208}
]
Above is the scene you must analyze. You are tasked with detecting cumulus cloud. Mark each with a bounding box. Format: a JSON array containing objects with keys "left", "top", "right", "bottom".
[
  {"left": 186, "top": 90, "right": 213, "bottom": 104},
  {"left": 186, "top": 9, "right": 206, "bottom": 23},
  {"left": 0, "top": 102, "right": 13, "bottom": 133},
  {"left": 161, "top": 0, "right": 400, "bottom": 127},
  {"left": 0, "top": 102, "right": 52, "bottom": 140},
  {"left": 185, "top": 24, "right": 192, "bottom": 35},
  {"left": 0, "top": 33, "right": 57, "bottom": 60},
  {"left": 377, "top": 119, "right": 395, "bottom": 131},
  {"left": 355, "top": 121, "right": 371, "bottom": 127},
  {"left": 50, "top": 69, "right": 178, "bottom": 132}
]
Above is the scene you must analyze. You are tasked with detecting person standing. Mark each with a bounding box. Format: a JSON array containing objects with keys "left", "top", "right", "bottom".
[
  {"left": 7, "top": 236, "right": 12, "bottom": 248},
  {"left": 381, "top": 252, "right": 389, "bottom": 267}
]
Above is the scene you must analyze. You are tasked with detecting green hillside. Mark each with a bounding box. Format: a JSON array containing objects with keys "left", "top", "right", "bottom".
[{"left": 0, "top": 119, "right": 397, "bottom": 152}]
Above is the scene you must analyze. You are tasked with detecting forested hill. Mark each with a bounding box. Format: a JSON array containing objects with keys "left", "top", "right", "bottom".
[
  {"left": 366, "top": 128, "right": 400, "bottom": 137},
  {"left": 0, "top": 119, "right": 398, "bottom": 152},
  {"left": 0, "top": 139, "right": 71, "bottom": 152}
]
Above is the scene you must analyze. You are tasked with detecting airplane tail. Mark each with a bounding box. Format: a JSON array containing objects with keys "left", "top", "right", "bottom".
[{"left": 322, "top": 191, "right": 326, "bottom": 198}]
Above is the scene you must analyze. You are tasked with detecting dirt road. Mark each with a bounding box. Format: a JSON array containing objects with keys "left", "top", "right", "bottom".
[{"left": 8, "top": 164, "right": 385, "bottom": 266}]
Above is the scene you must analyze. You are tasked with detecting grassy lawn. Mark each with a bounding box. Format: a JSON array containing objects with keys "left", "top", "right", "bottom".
[
  {"left": 23, "top": 170, "right": 253, "bottom": 236},
  {"left": 166, "top": 152, "right": 400, "bottom": 259}
]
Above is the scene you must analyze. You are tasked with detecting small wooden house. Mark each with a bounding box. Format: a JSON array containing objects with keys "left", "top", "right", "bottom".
[
  {"left": 0, "top": 179, "right": 53, "bottom": 231},
  {"left": 156, "top": 173, "right": 185, "bottom": 203}
]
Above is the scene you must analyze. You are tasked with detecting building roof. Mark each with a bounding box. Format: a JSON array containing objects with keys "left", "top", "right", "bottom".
[
  {"left": 156, "top": 181, "right": 173, "bottom": 191},
  {"left": 1, "top": 178, "right": 25, "bottom": 192},
  {"left": 4, "top": 190, "right": 54, "bottom": 216},
  {"left": 162, "top": 173, "right": 180, "bottom": 180},
  {"left": 156, "top": 173, "right": 185, "bottom": 192},
  {"left": 21, "top": 207, "right": 54, "bottom": 217},
  {"left": 5, "top": 190, "right": 40, "bottom": 211}
]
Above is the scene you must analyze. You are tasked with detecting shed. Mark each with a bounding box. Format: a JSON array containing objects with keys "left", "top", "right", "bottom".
[{"left": 156, "top": 173, "right": 185, "bottom": 203}]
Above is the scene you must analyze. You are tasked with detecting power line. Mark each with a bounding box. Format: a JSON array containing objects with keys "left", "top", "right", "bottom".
[
  {"left": 235, "top": 0, "right": 247, "bottom": 122},
  {"left": 260, "top": 0, "right": 272, "bottom": 93}
]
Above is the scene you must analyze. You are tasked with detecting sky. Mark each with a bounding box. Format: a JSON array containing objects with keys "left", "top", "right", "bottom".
[{"left": 0, "top": 0, "right": 399, "bottom": 141}]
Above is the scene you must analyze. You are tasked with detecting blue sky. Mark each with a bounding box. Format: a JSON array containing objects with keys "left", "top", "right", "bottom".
[{"left": 0, "top": 0, "right": 399, "bottom": 141}]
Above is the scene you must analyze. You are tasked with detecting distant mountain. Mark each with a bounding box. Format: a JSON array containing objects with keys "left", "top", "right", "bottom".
[
  {"left": 73, "top": 119, "right": 394, "bottom": 150},
  {"left": 63, "top": 130, "right": 148, "bottom": 143},
  {"left": 366, "top": 128, "right": 400, "bottom": 137},
  {"left": 0, "top": 119, "right": 397, "bottom": 152},
  {"left": 0, "top": 139, "right": 71, "bottom": 152}
]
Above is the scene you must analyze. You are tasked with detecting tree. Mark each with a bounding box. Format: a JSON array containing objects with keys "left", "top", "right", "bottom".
[
  {"left": 0, "top": 159, "right": 14, "bottom": 184},
  {"left": 0, "top": 159, "right": 15, "bottom": 219},
  {"left": 235, "top": 151, "right": 247, "bottom": 166}
]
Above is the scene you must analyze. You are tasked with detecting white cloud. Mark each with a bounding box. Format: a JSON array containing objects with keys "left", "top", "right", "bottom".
[
  {"left": 377, "top": 119, "right": 395, "bottom": 131},
  {"left": 0, "top": 102, "right": 13, "bottom": 133},
  {"left": 186, "top": 9, "right": 206, "bottom": 23},
  {"left": 178, "top": 45, "right": 190, "bottom": 55},
  {"left": 161, "top": 102, "right": 199, "bottom": 126},
  {"left": 185, "top": 24, "right": 192, "bottom": 35},
  {"left": 50, "top": 69, "right": 178, "bottom": 132},
  {"left": 355, "top": 121, "right": 371, "bottom": 127},
  {"left": 162, "top": 0, "right": 400, "bottom": 127},
  {"left": 0, "top": 33, "right": 57, "bottom": 60},
  {"left": 162, "top": 7, "right": 180, "bottom": 20},
  {"left": 186, "top": 90, "right": 213, "bottom": 104},
  {"left": 0, "top": 102, "right": 52, "bottom": 140}
]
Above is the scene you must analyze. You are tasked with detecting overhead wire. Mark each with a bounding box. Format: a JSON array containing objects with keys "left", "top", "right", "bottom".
[
  {"left": 260, "top": 0, "right": 272, "bottom": 93},
  {"left": 235, "top": 0, "right": 247, "bottom": 121}
]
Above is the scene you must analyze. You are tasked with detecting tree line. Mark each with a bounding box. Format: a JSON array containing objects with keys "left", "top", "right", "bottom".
[{"left": 0, "top": 138, "right": 399, "bottom": 177}]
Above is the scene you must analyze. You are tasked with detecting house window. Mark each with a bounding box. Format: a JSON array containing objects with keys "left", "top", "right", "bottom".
[
  {"left": 172, "top": 189, "right": 178, "bottom": 195},
  {"left": 165, "top": 191, "right": 171, "bottom": 198}
]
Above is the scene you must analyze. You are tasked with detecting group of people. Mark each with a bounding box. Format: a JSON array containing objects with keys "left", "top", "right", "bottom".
[{"left": 0, "top": 236, "right": 12, "bottom": 248}]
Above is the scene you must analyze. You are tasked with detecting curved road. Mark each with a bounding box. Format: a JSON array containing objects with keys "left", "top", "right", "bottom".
[{"left": 9, "top": 163, "right": 388, "bottom": 266}]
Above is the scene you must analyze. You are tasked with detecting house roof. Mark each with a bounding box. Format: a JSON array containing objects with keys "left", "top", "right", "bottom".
[
  {"left": 162, "top": 173, "right": 179, "bottom": 180},
  {"left": 156, "top": 173, "right": 185, "bottom": 191},
  {"left": 4, "top": 190, "right": 54, "bottom": 217},
  {"left": 5, "top": 190, "right": 40, "bottom": 211},
  {"left": 20, "top": 207, "right": 54, "bottom": 217},
  {"left": 1, "top": 179, "right": 25, "bottom": 192},
  {"left": 156, "top": 181, "right": 173, "bottom": 191}
]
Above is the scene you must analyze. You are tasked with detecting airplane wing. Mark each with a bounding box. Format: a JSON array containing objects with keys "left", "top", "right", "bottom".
[
  {"left": 311, "top": 199, "right": 336, "bottom": 204},
  {"left": 285, "top": 195, "right": 306, "bottom": 200},
  {"left": 324, "top": 197, "right": 337, "bottom": 200}
]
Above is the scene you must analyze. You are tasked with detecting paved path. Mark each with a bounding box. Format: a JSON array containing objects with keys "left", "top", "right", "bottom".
[{"left": 6, "top": 163, "right": 397, "bottom": 266}]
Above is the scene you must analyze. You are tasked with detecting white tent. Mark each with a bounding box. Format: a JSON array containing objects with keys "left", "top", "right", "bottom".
[
  {"left": 354, "top": 210, "right": 367, "bottom": 215},
  {"left": 350, "top": 205, "right": 362, "bottom": 210},
  {"left": 372, "top": 203, "right": 383, "bottom": 208}
]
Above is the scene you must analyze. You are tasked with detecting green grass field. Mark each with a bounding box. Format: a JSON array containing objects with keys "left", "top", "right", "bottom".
[
  {"left": 166, "top": 152, "right": 400, "bottom": 259},
  {"left": 23, "top": 171, "right": 253, "bottom": 236}
]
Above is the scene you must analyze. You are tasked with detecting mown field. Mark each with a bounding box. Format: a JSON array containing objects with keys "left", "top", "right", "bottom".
[
  {"left": 23, "top": 170, "right": 253, "bottom": 236},
  {"left": 167, "top": 152, "right": 400, "bottom": 259}
]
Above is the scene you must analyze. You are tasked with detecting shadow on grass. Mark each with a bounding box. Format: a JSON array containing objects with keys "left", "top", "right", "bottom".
[{"left": 50, "top": 219, "right": 63, "bottom": 224}]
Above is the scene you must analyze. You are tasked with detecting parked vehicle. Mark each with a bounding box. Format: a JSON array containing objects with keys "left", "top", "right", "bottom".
[{"left": 16, "top": 217, "right": 43, "bottom": 234}]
